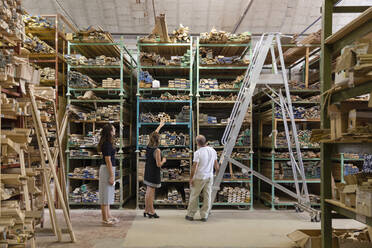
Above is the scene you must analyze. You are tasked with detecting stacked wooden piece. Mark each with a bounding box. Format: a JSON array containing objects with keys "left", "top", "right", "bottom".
[
  {"left": 170, "top": 24, "right": 190, "bottom": 43},
  {"left": 282, "top": 30, "right": 321, "bottom": 66},
  {"left": 312, "top": 101, "right": 372, "bottom": 142},
  {"left": 0, "top": 130, "right": 42, "bottom": 247},
  {"left": 68, "top": 26, "right": 109, "bottom": 42},
  {"left": 0, "top": 0, "right": 24, "bottom": 44},
  {"left": 102, "top": 78, "right": 120, "bottom": 88},
  {"left": 199, "top": 28, "right": 251, "bottom": 44}
]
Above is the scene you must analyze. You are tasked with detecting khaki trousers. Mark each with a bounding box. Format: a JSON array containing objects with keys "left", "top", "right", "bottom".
[{"left": 186, "top": 177, "right": 213, "bottom": 219}]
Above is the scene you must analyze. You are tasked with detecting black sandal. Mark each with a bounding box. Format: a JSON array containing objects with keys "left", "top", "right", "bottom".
[
  {"left": 143, "top": 212, "right": 148, "bottom": 217},
  {"left": 147, "top": 213, "right": 159, "bottom": 218}
]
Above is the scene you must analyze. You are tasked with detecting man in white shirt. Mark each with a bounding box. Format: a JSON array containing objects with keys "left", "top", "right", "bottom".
[{"left": 185, "top": 135, "right": 219, "bottom": 222}]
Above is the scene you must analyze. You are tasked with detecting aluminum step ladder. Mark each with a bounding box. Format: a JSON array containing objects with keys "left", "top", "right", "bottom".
[{"left": 212, "top": 33, "right": 320, "bottom": 221}]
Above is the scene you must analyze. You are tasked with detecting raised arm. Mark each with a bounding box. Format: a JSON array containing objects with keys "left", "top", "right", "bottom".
[{"left": 155, "top": 119, "right": 165, "bottom": 133}]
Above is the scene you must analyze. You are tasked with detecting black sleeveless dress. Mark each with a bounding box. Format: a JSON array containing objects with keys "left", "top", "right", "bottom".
[{"left": 144, "top": 146, "right": 161, "bottom": 188}]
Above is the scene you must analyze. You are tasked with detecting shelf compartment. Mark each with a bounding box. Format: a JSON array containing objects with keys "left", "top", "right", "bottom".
[
  {"left": 325, "top": 199, "right": 372, "bottom": 225},
  {"left": 260, "top": 157, "right": 321, "bottom": 161}
]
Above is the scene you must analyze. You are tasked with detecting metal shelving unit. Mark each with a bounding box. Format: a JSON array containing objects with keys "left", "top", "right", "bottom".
[
  {"left": 331, "top": 153, "right": 365, "bottom": 184},
  {"left": 66, "top": 38, "right": 136, "bottom": 208},
  {"left": 255, "top": 42, "right": 322, "bottom": 209},
  {"left": 136, "top": 39, "right": 193, "bottom": 208},
  {"left": 195, "top": 37, "right": 253, "bottom": 208},
  {"left": 321, "top": 5, "right": 372, "bottom": 247}
]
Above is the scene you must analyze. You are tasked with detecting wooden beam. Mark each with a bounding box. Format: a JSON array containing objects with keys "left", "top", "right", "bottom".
[
  {"left": 52, "top": 101, "right": 69, "bottom": 213},
  {"left": 305, "top": 47, "right": 309, "bottom": 88},
  {"left": 331, "top": 81, "right": 372, "bottom": 104},
  {"left": 30, "top": 102, "right": 61, "bottom": 240},
  {"left": 29, "top": 88, "right": 75, "bottom": 242},
  {"left": 333, "top": 6, "right": 371, "bottom": 13},
  {"left": 321, "top": 1, "right": 334, "bottom": 248}
]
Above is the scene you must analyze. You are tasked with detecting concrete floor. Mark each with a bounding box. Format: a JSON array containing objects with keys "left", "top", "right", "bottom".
[{"left": 35, "top": 208, "right": 365, "bottom": 248}]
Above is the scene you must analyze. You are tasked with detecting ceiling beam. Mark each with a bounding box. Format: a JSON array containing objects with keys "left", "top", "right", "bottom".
[{"left": 232, "top": 0, "right": 254, "bottom": 33}]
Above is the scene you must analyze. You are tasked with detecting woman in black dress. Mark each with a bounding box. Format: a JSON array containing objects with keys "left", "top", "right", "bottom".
[
  {"left": 144, "top": 120, "right": 166, "bottom": 218},
  {"left": 97, "top": 124, "right": 119, "bottom": 225}
]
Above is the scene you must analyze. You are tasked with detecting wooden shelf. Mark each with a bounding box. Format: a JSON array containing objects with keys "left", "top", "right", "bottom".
[
  {"left": 325, "top": 7, "right": 372, "bottom": 53},
  {"left": 325, "top": 199, "right": 372, "bottom": 225}
]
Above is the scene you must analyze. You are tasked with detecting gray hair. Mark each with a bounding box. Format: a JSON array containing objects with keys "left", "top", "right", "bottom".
[{"left": 196, "top": 135, "right": 206, "bottom": 146}]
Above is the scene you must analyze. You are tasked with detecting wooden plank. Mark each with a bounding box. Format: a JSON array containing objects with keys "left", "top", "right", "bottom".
[
  {"left": 2, "top": 168, "right": 39, "bottom": 177},
  {"left": 305, "top": 47, "right": 309, "bottom": 88},
  {"left": 325, "top": 7, "right": 372, "bottom": 45},
  {"left": 0, "top": 207, "right": 25, "bottom": 221},
  {"left": 30, "top": 100, "right": 61, "bottom": 240},
  {"left": 0, "top": 174, "right": 25, "bottom": 185},
  {"left": 29, "top": 87, "right": 76, "bottom": 242},
  {"left": 0, "top": 217, "right": 15, "bottom": 226}
]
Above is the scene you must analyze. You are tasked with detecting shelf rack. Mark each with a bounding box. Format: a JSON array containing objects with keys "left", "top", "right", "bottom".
[
  {"left": 25, "top": 14, "right": 77, "bottom": 104},
  {"left": 321, "top": 5, "right": 372, "bottom": 247},
  {"left": 331, "top": 153, "right": 365, "bottom": 184},
  {"left": 255, "top": 39, "right": 322, "bottom": 209},
  {"left": 136, "top": 38, "right": 194, "bottom": 208},
  {"left": 195, "top": 37, "right": 253, "bottom": 208},
  {"left": 66, "top": 37, "right": 136, "bottom": 208}
]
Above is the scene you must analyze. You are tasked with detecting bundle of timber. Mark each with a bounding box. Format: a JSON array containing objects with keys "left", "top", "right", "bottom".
[
  {"left": 24, "top": 34, "right": 55, "bottom": 54},
  {"left": 140, "top": 51, "right": 190, "bottom": 66},
  {"left": 23, "top": 14, "right": 54, "bottom": 29},
  {"left": 0, "top": 51, "right": 17, "bottom": 88},
  {"left": 32, "top": 86, "right": 55, "bottom": 100},
  {"left": 217, "top": 186, "right": 251, "bottom": 203},
  {"left": 139, "top": 14, "right": 191, "bottom": 43},
  {"left": 0, "top": 140, "right": 43, "bottom": 246},
  {"left": 282, "top": 30, "right": 321, "bottom": 66},
  {"left": 199, "top": 47, "right": 249, "bottom": 65},
  {"left": 39, "top": 67, "right": 56, "bottom": 81},
  {"left": 170, "top": 24, "right": 190, "bottom": 43},
  {"left": 334, "top": 38, "right": 372, "bottom": 87},
  {"left": 0, "top": 93, "right": 22, "bottom": 117},
  {"left": 67, "top": 26, "right": 110, "bottom": 42},
  {"left": 102, "top": 77, "right": 121, "bottom": 88},
  {"left": 68, "top": 71, "right": 97, "bottom": 88},
  {"left": 65, "top": 54, "right": 120, "bottom": 66},
  {"left": 0, "top": 0, "right": 24, "bottom": 42},
  {"left": 199, "top": 28, "right": 251, "bottom": 44}
]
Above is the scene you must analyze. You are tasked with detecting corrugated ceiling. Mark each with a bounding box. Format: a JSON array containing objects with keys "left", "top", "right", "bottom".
[{"left": 23, "top": 0, "right": 371, "bottom": 35}]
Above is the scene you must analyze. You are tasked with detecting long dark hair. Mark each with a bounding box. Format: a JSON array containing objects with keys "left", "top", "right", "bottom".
[
  {"left": 97, "top": 124, "right": 114, "bottom": 152},
  {"left": 148, "top": 131, "right": 160, "bottom": 148}
]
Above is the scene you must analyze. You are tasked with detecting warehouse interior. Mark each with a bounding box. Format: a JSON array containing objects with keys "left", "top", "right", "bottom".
[{"left": 0, "top": 0, "right": 372, "bottom": 247}]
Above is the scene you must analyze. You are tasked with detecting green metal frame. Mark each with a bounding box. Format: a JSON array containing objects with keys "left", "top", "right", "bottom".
[
  {"left": 331, "top": 153, "right": 365, "bottom": 184},
  {"left": 321, "top": 4, "right": 372, "bottom": 247},
  {"left": 135, "top": 38, "right": 194, "bottom": 209},
  {"left": 194, "top": 37, "right": 254, "bottom": 209},
  {"left": 66, "top": 38, "right": 136, "bottom": 208},
  {"left": 256, "top": 83, "right": 322, "bottom": 210}
]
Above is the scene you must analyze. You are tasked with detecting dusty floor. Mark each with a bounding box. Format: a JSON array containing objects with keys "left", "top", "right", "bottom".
[{"left": 35, "top": 206, "right": 365, "bottom": 248}]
